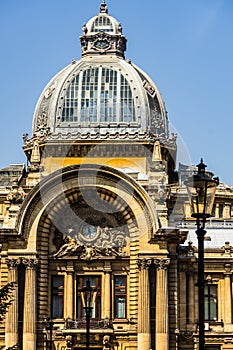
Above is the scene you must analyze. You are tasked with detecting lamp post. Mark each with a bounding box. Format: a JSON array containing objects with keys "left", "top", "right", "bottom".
[
  {"left": 43, "top": 318, "right": 54, "bottom": 350},
  {"left": 79, "top": 279, "right": 97, "bottom": 350},
  {"left": 185, "top": 159, "right": 219, "bottom": 350}
]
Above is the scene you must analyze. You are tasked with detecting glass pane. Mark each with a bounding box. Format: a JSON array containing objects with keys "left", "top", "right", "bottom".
[
  {"left": 51, "top": 275, "right": 64, "bottom": 319},
  {"left": 114, "top": 275, "right": 126, "bottom": 318},
  {"left": 61, "top": 67, "right": 136, "bottom": 124}
]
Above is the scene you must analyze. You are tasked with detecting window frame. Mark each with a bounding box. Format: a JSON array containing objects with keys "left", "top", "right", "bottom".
[
  {"left": 76, "top": 275, "right": 101, "bottom": 320},
  {"left": 51, "top": 274, "right": 64, "bottom": 319},
  {"left": 114, "top": 275, "right": 127, "bottom": 319},
  {"left": 204, "top": 284, "right": 218, "bottom": 321}
]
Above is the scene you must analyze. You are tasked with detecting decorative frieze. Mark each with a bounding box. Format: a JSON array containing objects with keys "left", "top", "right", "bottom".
[{"left": 136, "top": 257, "right": 170, "bottom": 271}]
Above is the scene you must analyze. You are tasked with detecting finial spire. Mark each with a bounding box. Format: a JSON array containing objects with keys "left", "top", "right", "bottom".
[{"left": 100, "top": 0, "right": 108, "bottom": 13}]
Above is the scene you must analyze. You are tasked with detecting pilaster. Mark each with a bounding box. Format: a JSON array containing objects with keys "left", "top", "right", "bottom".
[
  {"left": 137, "top": 258, "right": 152, "bottom": 350},
  {"left": 155, "top": 258, "right": 170, "bottom": 350},
  {"left": 224, "top": 264, "right": 232, "bottom": 324},
  {"left": 65, "top": 263, "right": 74, "bottom": 319},
  {"left": 5, "top": 258, "right": 20, "bottom": 348},
  {"left": 103, "top": 262, "right": 111, "bottom": 319},
  {"left": 22, "top": 258, "right": 38, "bottom": 350}
]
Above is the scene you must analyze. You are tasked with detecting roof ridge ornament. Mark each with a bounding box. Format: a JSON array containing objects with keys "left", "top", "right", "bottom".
[{"left": 100, "top": 0, "right": 108, "bottom": 13}]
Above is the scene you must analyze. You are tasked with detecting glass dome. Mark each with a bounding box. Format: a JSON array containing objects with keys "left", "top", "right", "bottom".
[{"left": 31, "top": 1, "right": 169, "bottom": 141}]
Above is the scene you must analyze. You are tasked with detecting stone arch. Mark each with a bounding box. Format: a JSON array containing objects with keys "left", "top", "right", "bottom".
[{"left": 16, "top": 164, "right": 159, "bottom": 245}]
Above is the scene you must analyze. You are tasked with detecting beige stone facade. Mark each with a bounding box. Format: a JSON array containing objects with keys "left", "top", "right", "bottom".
[{"left": 1, "top": 2, "right": 233, "bottom": 350}]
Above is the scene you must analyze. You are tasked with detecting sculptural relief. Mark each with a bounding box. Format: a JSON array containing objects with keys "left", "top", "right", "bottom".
[{"left": 51, "top": 226, "right": 128, "bottom": 260}]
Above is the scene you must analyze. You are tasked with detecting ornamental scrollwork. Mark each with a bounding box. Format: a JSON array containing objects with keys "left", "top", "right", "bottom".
[
  {"left": 6, "top": 258, "right": 21, "bottom": 270},
  {"left": 154, "top": 258, "right": 170, "bottom": 270},
  {"left": 22, "top": 258, "right": 39, "bottom": 269},
  {"left": 136, "top": 258, "right": 153, "bottom": 270}
]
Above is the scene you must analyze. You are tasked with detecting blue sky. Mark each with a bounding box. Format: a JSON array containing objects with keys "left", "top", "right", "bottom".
[{"left": 0, "top": 0, "right": 232, "bottom": 184}]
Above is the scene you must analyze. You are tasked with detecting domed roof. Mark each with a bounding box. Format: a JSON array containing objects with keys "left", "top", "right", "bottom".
[{"left": 32, "top": 1, "right": 168, "bottom": 141}]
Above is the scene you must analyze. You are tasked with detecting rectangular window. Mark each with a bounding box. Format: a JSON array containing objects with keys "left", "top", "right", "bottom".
[
  {"left": 51, "top": 275, "right": 64, "bottom": 319},
  {"left": 205, "top": 347, "right": 220, "bottom": 350},
  {"left": 114, "top": 275, "right": 127, "bottom": 319},
  {"left": 211, "top": 204, "right": 216, "bottom": 217},
  {"left": 76, "top": 276, "right": 101, "bottom": 319},
  {"left": 204, "top": 285, "right": 217, "bottom": 321},
  {"left": 219, "top": 204, "right": 223, "bottom": 218}
]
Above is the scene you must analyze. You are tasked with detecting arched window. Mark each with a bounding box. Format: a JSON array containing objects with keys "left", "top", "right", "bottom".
[
  {"left": 91, "top": 16, "right": 114, "bottom": 33},
  {"left": 61, "top": 67, "right": 136, "bottom": 124}
]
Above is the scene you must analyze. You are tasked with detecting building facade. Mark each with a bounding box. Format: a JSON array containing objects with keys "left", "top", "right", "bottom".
[{"left": 1, "top": 2, "right": 233, "bottom": 350}]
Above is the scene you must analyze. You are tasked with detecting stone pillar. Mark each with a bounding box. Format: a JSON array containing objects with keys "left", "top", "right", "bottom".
[
  {"left": 155, "top": 258, "right": 170, "bottom": 350},
  {"left": 5, "top": 258, "right": 20, "bottom": 348},
  {"left": 224, "top": 264, "right": 232, "bottom": 324},
  {"left": 22, "top": 258, "right": 38, "bottom": 350},
  {"left": 137, "top": 258, "right": 152, "bottom": 350},
  {"left": 103, "top": 263, "right": 111, "bottom": 319},
  {"left": 65, "top": 263, "right": 74, "bottom": 319}
]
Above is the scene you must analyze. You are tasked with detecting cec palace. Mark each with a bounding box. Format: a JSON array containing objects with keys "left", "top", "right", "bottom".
[{"left": 1, "top": 2, "right": 233, "bottom": 350}]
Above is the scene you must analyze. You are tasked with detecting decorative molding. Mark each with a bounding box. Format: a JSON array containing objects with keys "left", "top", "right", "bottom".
[
  {"left": 6, "top": 258, "right": 21, "bottom": 270},
  {"left": 22, "top": 258, "right": 39, "bottom": 269},
  {"left": 154, "top": 258, "right": 170, "bottom": 270},
  {"left": 136, "top": 258, "right": 153, "bottom": 270}
]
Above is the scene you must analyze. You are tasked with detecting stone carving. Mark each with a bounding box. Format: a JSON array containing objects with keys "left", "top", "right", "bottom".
[
  {"left": 154, "top": 258, "right": 170, "bottom": 270},
  {"left": 137, "top": 258, "right": 153, "bottom": 270},
  {"left": 44, "top": 83, "right": 56, "bottom": 99},
  {"left": 150, "top": 107, "right": 165, "bottom": 135},
  {"left": 137, "top": 258, "right": 170, "bottom": 271},
  {"left": 143, "top": 81, "right": 156, "bottom": 97},
  {"left": 51, "top": 226, "right": 128, "bottom": 259},
  {"left": 23, "top": 112, "right": 51, "bottom": 147},
  {"left": 52, "top": 237, "right": 83, "bottom": 258},
  {"left": 6, "top": 182, "right": 25, "bottom": 205},
  {"left": 22, "top": 258, "right": 39, "bottom": 269},
  {"left": 29, "top": 139, "right": 41, "bottom": 171},
  {"left": 6, "top": 258, "right": 21, "bottom": 270}
]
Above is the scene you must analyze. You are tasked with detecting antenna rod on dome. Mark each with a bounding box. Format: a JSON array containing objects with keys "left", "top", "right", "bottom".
[{"left": 100, "top": 0, "right": 108, "bottom": 13}]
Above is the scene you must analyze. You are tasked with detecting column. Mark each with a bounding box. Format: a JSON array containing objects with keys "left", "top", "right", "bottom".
[
  {"left": 224, "top": 264, "right": 232, "bottom": 324},
  {"left": 155, "top": 258, "right": 170, "bottom": 350},
  {"left": 103, "top": 262, "right": 111, "bottom": 319},
  {"left": 137, "top": 258, "right": 152, "bottom": 350},
  {"left": 65, "top": 264, "right": 74, "bottom": 319},
  {"left": 22, "top": 258, "right": 38, "bottom": 350},
  {"left": 5, "top": 258, "right": 20, "bottom": 348}
]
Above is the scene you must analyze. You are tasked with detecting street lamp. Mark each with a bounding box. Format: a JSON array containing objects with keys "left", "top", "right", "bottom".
[
  {"left": 79, "top": 279, "right": 97, "bottom": 350},
  {"left": 43, "top": 318, "right": 54, "bottom": 350},
  {"left": 185, "top": 159, "right": 219, "bottom": 350}
]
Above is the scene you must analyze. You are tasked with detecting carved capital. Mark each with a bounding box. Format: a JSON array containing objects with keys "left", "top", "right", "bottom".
[
  {"left": 22, "top": 258, "right": 39, "bottom": 269},
  {"left": 224, "top": 263, "right": 232, "bottom": 275},
  {"left": 154, "top": 258, "right": 170, "bottom": 270},
  {"left": 137, "top": 258, "right": 153, "bottom": 271},
  {"left": 6, "top": 258, "right": 21, "bottom": 270}
]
